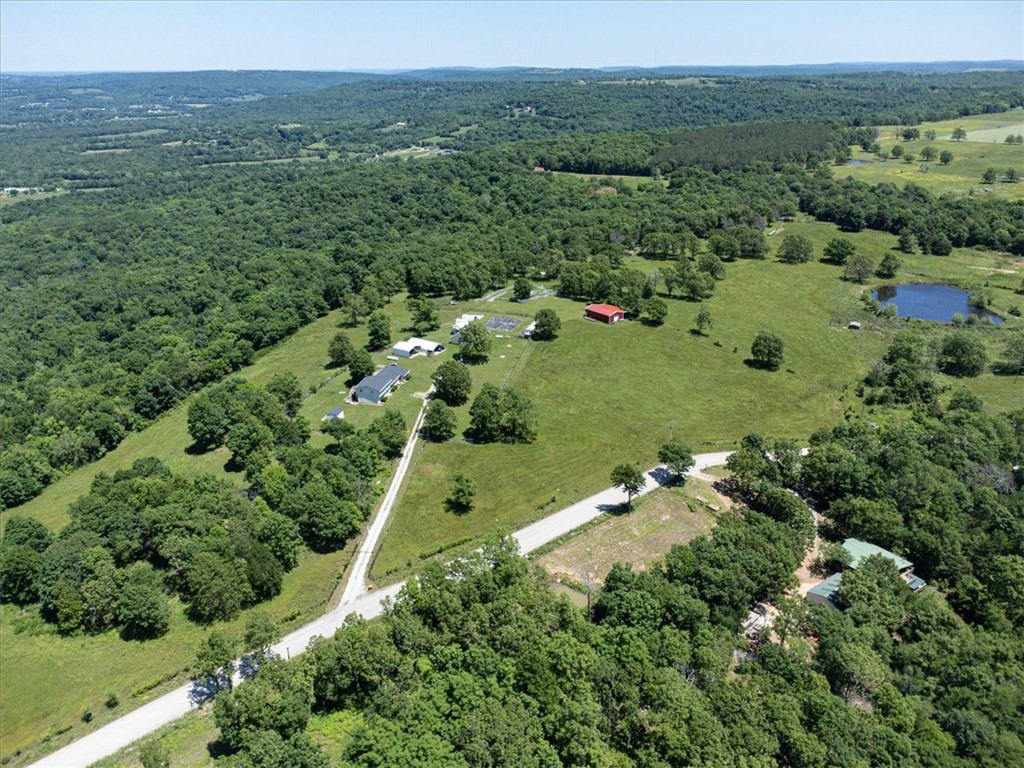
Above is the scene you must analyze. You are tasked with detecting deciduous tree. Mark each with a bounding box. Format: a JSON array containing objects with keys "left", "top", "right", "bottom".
[
  {"left": 658, "top": 440, "right": 695, "bottom": 482},
  {"left": 777, "top": 234, "right": 814, "bottom": 264},
  {"left": 431, "top": 359, "right": 472, "bottom": 405},
  {"left": 366, "top": 310, "right": 391, "bottom": 351},
  {"left": 532, "top": 308, "right": 561, "bottom": 341},
  {"left": 458, "top": 320, "right": 491, "bottom": 363},
  {"left": 422, "top": 401, "right": 456, "bottom": 442},
  {"left": 750, "top": 331, "right": 785, "bottom": 371},
  {"left": 843, "top": 252, "right": 875, "bottom": 283},
  {"left": 938, "top": 332, "right": 988, "bottom": 377},
  {"left": 823, "top": 238, "right": 855, "bottom": 265},
  {"left": 446, "top": 472, "right": 476, "bottom": 513},
  {"left": 512, "top": 277, "right": 532, "bottom": 301},
  {"left": 611, "top": 464, "right": 646, "bottom": 510},
  {"left": 695, "top": 304, "right": 713, "bottom": 334}
]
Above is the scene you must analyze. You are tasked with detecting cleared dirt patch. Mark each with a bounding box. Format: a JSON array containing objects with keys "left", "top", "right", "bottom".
[{"left": 535, "top": 480, "right": 722, "bottom": 588}]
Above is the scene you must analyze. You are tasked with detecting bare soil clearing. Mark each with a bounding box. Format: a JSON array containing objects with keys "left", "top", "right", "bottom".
[{"left": 535, "top": 479, "right": 725, "bottom": 588}]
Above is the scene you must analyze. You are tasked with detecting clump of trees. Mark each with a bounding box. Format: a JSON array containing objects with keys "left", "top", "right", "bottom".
[
  {"left": 531, "top": 308, "right": 561, "bottom": 341},
  {"left": 468, "top": 384, "right": 537, "bottom": 443}
]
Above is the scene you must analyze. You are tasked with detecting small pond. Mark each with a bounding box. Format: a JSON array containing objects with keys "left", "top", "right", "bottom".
[
  {"left": 873, "top": 283, "right": 1003, "bottom": 324},
  {"left": 847, "top": 159, "right": 871, "bottom": 166}
]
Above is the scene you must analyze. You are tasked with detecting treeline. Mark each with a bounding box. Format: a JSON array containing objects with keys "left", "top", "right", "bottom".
[
  {"left": 653, "top": 121, "right": 840, "bottom": 172},
  {"left": 207, "top": 393, "right": 1024, "bottom": 766},
  {"left": 795, "top": 173, "right": 1024, "bottom": 254},
  {"left": 0, "top": 373, "right": 416, "bottom": 636}
]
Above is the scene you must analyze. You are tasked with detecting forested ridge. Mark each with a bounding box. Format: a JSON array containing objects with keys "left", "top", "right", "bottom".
[{"left": 3, "top": 71, "right": 1023, "bottom": 186}]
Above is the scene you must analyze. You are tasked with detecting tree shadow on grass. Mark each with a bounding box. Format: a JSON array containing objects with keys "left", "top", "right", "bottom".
[
  {"left": 743, "top": 358, "right": 780, "bottom": 371},
  {"left": 445, "top": 499, "right": 472, "bottom": 516},
  {"left": 688, "top": 328, "right": 706, "bottom": 337}
]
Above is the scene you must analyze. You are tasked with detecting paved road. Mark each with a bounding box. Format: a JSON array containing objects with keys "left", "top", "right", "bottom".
[
  {"left": 30, "top": 451, "right": 731, "bottom": 768},
  {"left": 338, "top": 395, "right": 429, "bottom": 605}
]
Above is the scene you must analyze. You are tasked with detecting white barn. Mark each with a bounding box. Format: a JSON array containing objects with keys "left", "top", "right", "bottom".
[{"left": 392, "top": 337, "right": 445, "bottom": 358}]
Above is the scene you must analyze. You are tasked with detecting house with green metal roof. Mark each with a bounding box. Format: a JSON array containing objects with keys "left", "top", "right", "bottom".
[
  {"left": 843, "top": 538, "right": 912, "bottom": 571},
  {"left": 806, "top": 538, "right": 926, "bottom": 610}
]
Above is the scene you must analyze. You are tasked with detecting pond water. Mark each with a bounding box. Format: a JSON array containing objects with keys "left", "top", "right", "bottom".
[
  {"left": 873, "top": 283, "right": 1003, "bottom": 324},
  {"left": 847, "top": 159, "right": 871, "bottom": 166}
]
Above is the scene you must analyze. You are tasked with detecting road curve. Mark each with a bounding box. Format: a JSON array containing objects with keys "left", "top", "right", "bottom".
[{"left": 29, "top": 451, "right": 731, "bottom": 768}]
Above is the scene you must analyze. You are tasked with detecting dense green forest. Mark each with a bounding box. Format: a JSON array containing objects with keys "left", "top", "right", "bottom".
[
  {"left": 1, "top": 67, "right": 1024, "bottom": 765},
  {"left": 203, "top": 403, "right": 1024, "bottom": 768},
  {"left": 3, "top": 71, "right": 1023, "bottom": 186}
]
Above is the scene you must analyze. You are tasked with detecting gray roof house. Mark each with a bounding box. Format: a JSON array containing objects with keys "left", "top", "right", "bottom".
[{"left": 354, "top": 365, "right": 410, "bottom": 405}]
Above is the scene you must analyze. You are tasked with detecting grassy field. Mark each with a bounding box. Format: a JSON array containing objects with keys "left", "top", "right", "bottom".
[
  {"left": 837, "top": 109, "right": 1024, "bottom": 199},
  {"left": 372, "top": 219, "right": 1023, "bottom": 581},
  {"left": 0, "top": 299, "right": 458, "bottom": 764},
  {"left": 535, "top": 480, "right": 720, "bottom": 590},
  {"left": 0, "top": 547, "right": 349, "bottom": 766}
]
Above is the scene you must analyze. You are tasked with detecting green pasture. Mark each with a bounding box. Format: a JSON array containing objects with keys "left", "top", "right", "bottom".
[
  {"left": 838, "top": 109, "right": 1024, "bottom": 199},
  {"left": 873, "top": 108, "right": 1024, "bottom": 143},
  {"left": 373, "top": 220, "right": 1023, "bottom": 581},
  {"left": 0, "top": 547, "right": 348, "bottom": 766},
  {"left": 3, "top": 217, "right": 1021, "bottom": 762}
]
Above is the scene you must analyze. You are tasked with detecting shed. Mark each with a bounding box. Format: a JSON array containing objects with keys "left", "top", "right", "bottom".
[
  {"left": 807, "top": 573, "right": 844, "bottom": 609},
  {"left": 585, "top": 303, "right": 625, "bottom": 324},
  {"left": 520, "top": 321, "right": 537, "bottom": 338},
  {"left": 354, "top": 365, "right": 410, "bottom": 405},
  {"left": 848, "top": 321, "right": 862, "bottom": 330},
  {"left": 321, "top": 407, "right": 345, "bottom": 421}
]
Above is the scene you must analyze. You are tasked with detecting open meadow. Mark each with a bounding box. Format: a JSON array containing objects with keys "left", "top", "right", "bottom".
[
  {"left": 838, "top": 109, "right": 1024, "bottom": 199},
  {"left": 372, "top": 218, "right": 1023, "bottom": 581},
  {"left": 534, "top": 480, "right": 721, "bottom": 591}
]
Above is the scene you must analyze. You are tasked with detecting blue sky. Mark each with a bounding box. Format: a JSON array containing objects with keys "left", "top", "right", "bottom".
[{"left": 1, "top": 1, "right": 1021, "bottom": 73}]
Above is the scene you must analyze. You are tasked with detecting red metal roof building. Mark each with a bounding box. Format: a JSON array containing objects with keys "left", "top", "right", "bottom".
[{"left": 584, "top": 303, "right": 626, "bottom": 324}]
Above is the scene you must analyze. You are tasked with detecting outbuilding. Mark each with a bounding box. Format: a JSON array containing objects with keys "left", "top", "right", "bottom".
[
  {"left": 393, "top": 337, "right": 445, "bottom": 358},
  {"left": 354, "top": 365, "right": 410, "bottom": 405},
  {"left": 584, "top": 303, "right": 625, "bottom": 324},
  {"left": 451, "top": 313, "right": 485, "bottom": 344},
  {"left": 321, "top": 407, "right": 345, "bottom": 421}
]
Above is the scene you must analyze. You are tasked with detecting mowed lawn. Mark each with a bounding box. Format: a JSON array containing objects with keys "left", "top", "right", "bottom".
[
  {"left": 837, "top": 109, "right": 1024, "bottom": 200},
  {"left": 374, "top": 220, "right": 1023, "bottom": 581}
]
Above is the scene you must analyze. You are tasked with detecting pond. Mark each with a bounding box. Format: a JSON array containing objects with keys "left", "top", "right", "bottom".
[
  {"left": 873, "top": 283, "right": 1003, "bottom": 324},
  {"left": 847, "top": 159, "right": 871, "bottom": 166}
]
